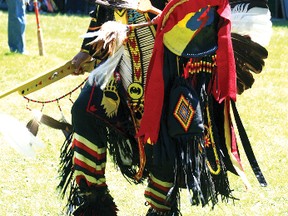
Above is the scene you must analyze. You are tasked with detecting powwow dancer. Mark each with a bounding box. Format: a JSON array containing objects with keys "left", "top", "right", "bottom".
[{"left": 57, "top": 0, "right": 272, "bottom": 215}]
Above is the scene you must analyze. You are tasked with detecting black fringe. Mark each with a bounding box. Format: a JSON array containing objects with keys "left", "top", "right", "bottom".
[
  {"left": 57, "top": 132, "right": 74, "bottom": 199},
  {"left": 165, "top": 134, "right": 235, "bottom": 210},
  {"left": 205, "top": 99, "right": 236, "bottom": 203},
  {"left": 178, "top": 136, "right": 216, "bottom": 207},
  {"left": 106, "top": 127, "right": 148, "bottom": 183}
]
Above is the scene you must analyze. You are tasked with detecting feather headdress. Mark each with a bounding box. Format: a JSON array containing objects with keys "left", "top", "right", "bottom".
[{"left": 230, "top": 1, "right": 272, "bottom": 94}]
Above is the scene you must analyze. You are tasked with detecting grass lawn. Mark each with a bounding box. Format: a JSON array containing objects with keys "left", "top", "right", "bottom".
[{"left": 0, "top": 10, "right": 288, "bottom": 216}]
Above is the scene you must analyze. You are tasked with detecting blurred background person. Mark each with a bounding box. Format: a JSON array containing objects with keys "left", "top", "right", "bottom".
[{"left": 6, "top": 0, "right": 27, "bottom": 54}]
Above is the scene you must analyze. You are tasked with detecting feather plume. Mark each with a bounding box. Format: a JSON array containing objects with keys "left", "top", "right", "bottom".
[
  {"left": 83, "top": 21, "right": 129, "bottom": 89},
  {"left": 0, "top": 113, "right": 44, "bottom": 157},
  {"left": 40, "top": 114, "right": 72, "bottom": 133},
  {"left": 236, "top": 64, "right": 255, "bottom": 94},
  {"left": 229, "top": 1, "right": 272, "bottom": 94},
  {"left": 232, "top": 33, "right": 268, "bottom": 94},
  {"left": 232, "top": 32, "right": 268, "bottom": 58},
  {"left": 26, "top": 118, "right": 40, "bottom": 136},
  {"left": 119, "top": 48, "right": 133, "bottom": 91},
  {"left": 88, "top": 46, "right": 125, "bottom": 89},
  {"left": 230, "top": 1, "right": 272, "bottom": 46},
  {"left": 82, "top": 21, "right": 128, "bottom": 59}
]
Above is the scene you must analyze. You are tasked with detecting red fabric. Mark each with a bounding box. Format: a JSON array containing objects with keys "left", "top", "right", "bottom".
[
  {"left": 137, "top": 0, "right": 236, "bottom": 143},
  {"left": 214, "top": 2, "right": 237, "bottom": 102}
]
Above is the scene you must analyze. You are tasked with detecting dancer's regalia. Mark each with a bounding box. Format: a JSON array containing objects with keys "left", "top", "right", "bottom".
[{"left": 58, "top": 0, "right": 272, "bottom": 215}]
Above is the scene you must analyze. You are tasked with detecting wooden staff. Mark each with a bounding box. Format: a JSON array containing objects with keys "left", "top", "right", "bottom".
[{"left": 33, "top": 0, "right": 44, "bottom": 56}]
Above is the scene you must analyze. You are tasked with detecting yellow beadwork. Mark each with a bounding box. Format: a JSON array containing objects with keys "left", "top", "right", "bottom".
[{"left": 205, "top": 105, "right": 221, "bottom": 175}]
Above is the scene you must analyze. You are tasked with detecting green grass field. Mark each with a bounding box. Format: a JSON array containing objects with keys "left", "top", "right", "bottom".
[{"left": 0, "top": 10, "right": 288, "bottom": 216}]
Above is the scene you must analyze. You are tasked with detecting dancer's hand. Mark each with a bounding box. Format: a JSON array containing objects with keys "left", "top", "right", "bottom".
[
  {"left": 137, "top": 0, "right": 162, "bottom": 15},
  {"left": 71, "top": 51, "right": 91, "bottom": 75}
]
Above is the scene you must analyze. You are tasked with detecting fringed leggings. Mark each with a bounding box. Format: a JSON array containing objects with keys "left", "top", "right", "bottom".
[
  {"left": 144, "top": 143, "right": 176, "bottom": 214},
  {"left": 67, "top": 84, "right": 119, "bottom": 216},
  {"left": 145, "top": 173, "right": 174, "bottom": 213},
  {"left": 71, "top": 84, "right": 109, "bottom": 190}
]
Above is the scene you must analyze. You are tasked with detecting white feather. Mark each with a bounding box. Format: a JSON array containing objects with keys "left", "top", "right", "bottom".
[
  {"left": 87, "top": 21, "right": 128, "bottom": 54},
  {"left": 87, "top": 21, "right": 129, "bottom": 89},
  {"left": 119, "top": 48, "right": 133, "bottom": 91},
  {"left": 0, "top": 113, "right": 44, "bottom": 158},
  {"left": 80, "top": 31, "right": 100, "bottom": 38},
  {"left": 231, "top": 3, "right": 273, "bottom": 46},
  {"left": 88, "top": 46, "right": 125, "bottom": 89}
]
